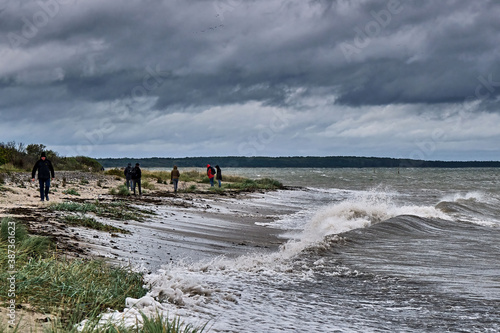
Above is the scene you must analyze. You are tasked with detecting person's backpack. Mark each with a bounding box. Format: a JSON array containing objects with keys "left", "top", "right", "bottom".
[{"left": 210, "top": 166, "right": 215, "bottom": 175}]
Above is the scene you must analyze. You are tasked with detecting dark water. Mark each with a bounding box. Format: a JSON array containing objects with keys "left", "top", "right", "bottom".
[{"left": 103, "top": 168, "right": 500, "bottom": 332}]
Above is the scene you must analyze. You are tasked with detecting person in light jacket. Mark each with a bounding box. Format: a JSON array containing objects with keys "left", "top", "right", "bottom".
[{"left": 171, "top": 165, "right": 180, "bottom": 193}]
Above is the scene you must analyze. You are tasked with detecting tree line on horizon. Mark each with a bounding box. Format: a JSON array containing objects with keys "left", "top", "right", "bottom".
[
  {"left": 0, "top": 141, "right": 103, "bottom": 172},
  {"left": 3, "top": 141, "right": 499, "bottom": 171},
  {"left": 96, "top": 156, "right": 500, "bottom": 169}
]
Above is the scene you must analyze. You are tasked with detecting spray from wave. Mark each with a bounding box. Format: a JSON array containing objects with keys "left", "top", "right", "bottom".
[{"left": 78, "top": 189, "right": 452, "bottom": 331}]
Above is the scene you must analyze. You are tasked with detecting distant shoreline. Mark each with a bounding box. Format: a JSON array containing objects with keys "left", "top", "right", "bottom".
[{"left": 96, "top": 156, "right": 500, "bottom": 169}]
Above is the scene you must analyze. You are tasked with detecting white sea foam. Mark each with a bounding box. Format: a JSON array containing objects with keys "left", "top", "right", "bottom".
[
  {"left": 272, "top": 189, "right": 452, "bottom": 256},
  {"left": 441, "top": 191, "right": 487, "bottom": 203},
  {"left": 79, "top": 184, "right": 495, "bottom": 331}
]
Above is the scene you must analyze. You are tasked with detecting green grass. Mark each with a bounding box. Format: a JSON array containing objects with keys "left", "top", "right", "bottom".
[
  {"left": 63, "top": 188, "right": 80, "bottom": 196},
  {"left": 48, "top": 200, "right": 155, "bottom": 221},
  {"left": 104, "top": 168, "right": 125, "bottom": 178},
  {"left": 1, "top": 218, "right": 146, "bottom": 322},
  {"left": 178, "top": 170, "right": 204, "bottom": 182},
  {"left": 0, "top": 163, "right": 23, "bottom": 173},
  {"left": 48, "top": 311, "right": 208, "bottom": 333},
  {"left": 142, "top": 180, "right": 155, "bottom": 190},
  {"left": 109, "top": 184, "right": 131, "bottom": 196},
  {"left": 208, "top": 187, "right": 225, "bottom": 194},
  {"left": 0, "top": 217, "right": 206, "bottom": 333},
  {"left": 181, "top": 185, "right": 198, "bottom": 193},
  {"left": 225, "top": 178, "right": 284, "bottom": 191},
  {"left": 62, "top": 215, "right": 130, "bottom": 234}
]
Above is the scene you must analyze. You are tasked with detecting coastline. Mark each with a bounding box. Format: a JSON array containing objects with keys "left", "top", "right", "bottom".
[
  {"left": 0, "top": 170, "right": 293, "bottom": 331},
  {"left": 0, "top": 171, "right": 290, "bottom": 267}
]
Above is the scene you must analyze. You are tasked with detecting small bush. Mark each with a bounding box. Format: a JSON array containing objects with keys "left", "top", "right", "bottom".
[
  {"left": 63, "top": 188, "right": 80, "bottom": 196},
  {"left": 109, "top": 184, "right": 130, "bottom": 196},
  {"left": 180, "top": 170, "right": 205, "bottom": 182},
  {"left": 142, "top": 170, "right": 170, "bottom": 184},
  {"left": 182, "top": 185, "right": 197, "bottom": 193},
  {"left": 104, "top": 168, "right": 125, "bottom": 178},
  {"left": 0, "top": 163, "right": 20, "bottom": 173},
  {"left": 142, "top": 180, "right": 155, "bottom": 190}
]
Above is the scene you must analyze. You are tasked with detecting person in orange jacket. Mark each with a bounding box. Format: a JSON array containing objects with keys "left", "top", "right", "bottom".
[{"left": 206, "top": 164, "right": 215, "bottom": 187}]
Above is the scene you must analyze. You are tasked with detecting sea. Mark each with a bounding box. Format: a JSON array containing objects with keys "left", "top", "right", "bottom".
[{"left": 93, "top": 167, "right": 500, "bottom": 332}]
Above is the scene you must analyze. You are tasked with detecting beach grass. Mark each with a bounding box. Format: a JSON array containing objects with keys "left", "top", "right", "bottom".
[
  {"left": 0, "top": 163, "right": 23, "bottom": 173},
  {"left": 0, "top": 218, "right": 145, "bottom": 330},
  {"left": 63, "top": 188, "right": 81, "bottom": 196},
  {"left": 109, "top": 184, "right": 131, "bottom": 196},
  {"left": 225, "top": 178, "right": 284, "bottom": 191},
  {"left": 62, "top": 215, "right": 130, "bottom": 234},
  {"left": 104, "top": 168, "right": 125, "bottom": 178},
  {"left": 48, "top": 200, "right": 155, "bottom": 221},
  {"left": 142, "top": 180, "right": 155, "bottom": 190},
  {"left": 72, "top": 312, "right": 207, "bottom": 333},
  {"left": 0, "top": 217, "right": 207, "bottom": 333}
]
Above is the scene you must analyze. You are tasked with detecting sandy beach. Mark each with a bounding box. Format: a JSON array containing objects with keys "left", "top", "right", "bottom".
[
  {"left": 1, "top": 170, "right": 293, "bottom": 331},
  {"left": 1, "top": 171, "right": 290, "bottom": 267}
]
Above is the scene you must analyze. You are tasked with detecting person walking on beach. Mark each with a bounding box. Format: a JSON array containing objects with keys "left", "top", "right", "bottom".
[
  {"left": 215, "top": 165, "right": 222, "bottom": 188},
  {"left": 31, "top": 152, "right": 55, "bottom": 201},
  {"left": 207, "top": 164, "right": 215, "bottom": 187},
  {"left": 124, "top": 163, "right": 133, "bottom": 190},
  {"left": 171, "top": 165, "right": 180, "bottom": 194},
  {"left": 131, "top": 163, "right": 142, "bottom": 195}
]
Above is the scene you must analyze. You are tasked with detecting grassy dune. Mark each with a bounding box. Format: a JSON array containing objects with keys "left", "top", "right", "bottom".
[{"left": 0, "top": 217, "right": 206, "bottom": 333}]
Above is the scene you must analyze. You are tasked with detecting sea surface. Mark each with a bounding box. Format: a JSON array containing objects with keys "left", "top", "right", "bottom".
[{"left": 98, "top": 168, "right": 500, "bottom": 332}]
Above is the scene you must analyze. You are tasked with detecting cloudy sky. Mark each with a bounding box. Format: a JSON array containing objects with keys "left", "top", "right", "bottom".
[{"left": 1, "top": 0, "right": 500, "bottom": 160}]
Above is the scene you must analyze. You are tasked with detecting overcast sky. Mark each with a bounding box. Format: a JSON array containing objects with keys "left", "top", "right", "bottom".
[{"left": 1, "top": 0, "right": 500, "bottom": 160}]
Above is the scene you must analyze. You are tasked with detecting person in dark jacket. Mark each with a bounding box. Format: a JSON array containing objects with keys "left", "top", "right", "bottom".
[
  {"left": 206, "top": 164, "right": 215, "bottom": 187},
  {"left": 124, "top": 163, "right": 133, "bottom": 190},
  {"left": 170, "top": 165, "right": 180, "bottom": 193},
  {"left": 215, "top": 165, "right": 222, "bottom": 188},
  {"left": 31, "top": 152, "right": 55, "bottom": 201},
  {"left": 131, "top": 163, "right": 142, "bottom": 195}
]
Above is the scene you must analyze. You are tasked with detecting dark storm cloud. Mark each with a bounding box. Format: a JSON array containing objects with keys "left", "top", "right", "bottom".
[
  {"left": 1, "top": 0, "right": 500, "bottom": 159},
  {"left": 2, "top": 0, "right": 499, "bottom": 113}
]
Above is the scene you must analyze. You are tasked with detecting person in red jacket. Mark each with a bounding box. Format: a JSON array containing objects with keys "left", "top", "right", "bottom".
[
  {"left": 206, "top": 164, "right": 215, "bottom": 187},
  {"left": 31, "top": 152, "right": 55, "bottom": 201}
]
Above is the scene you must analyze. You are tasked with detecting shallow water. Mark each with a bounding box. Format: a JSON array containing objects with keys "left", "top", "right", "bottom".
[{"left": 96, "top": 168, "right": 500, "bottom": 332}]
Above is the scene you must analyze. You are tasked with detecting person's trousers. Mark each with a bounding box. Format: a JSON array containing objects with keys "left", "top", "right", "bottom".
[
  {"left": 209, "top": 177, "right": 214, "bottom": 187},
  {"left": 172, "top": 179, "right": 179, "bottom": 192},
  {"left": 131, "top": 179, "right": 142, "bottom": 195},
  {"left": 38, "top": 178, "right": 50, "bottom": 200}
]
